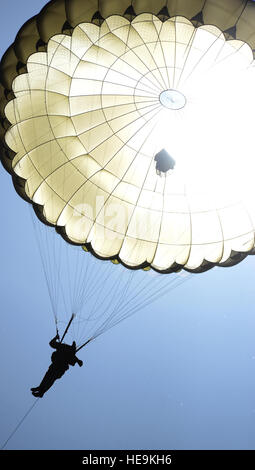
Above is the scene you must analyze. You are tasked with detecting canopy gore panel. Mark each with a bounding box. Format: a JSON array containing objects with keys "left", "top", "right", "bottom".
[{"left": 1, "top": 1, "right": 255, "bottom": 273}]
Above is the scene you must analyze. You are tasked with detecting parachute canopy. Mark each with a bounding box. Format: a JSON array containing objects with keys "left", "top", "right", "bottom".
[{"left": 1, "top": 0, "right": 255, "bottom": 274}]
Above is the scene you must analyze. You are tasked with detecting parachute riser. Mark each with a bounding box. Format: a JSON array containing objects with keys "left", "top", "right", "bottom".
[
  {"left": 60, "top": 313, "right": 75, "bottom": 343},
  {"left": 76, "top": 338, "right": 93, "bottom": 352}
]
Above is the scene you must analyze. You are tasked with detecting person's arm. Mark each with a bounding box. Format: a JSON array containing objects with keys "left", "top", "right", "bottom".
[
  {"left": 49, "top": 334, "right": 60, "bottom": 349},
  {"left": 75, "top": 356, "right": 83, "bottom": 367},
  {"left": 69, "top": 355, "right": 83, "bottom": 367}
]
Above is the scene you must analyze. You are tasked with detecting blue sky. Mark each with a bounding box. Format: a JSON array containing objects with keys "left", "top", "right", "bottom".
[{"left": 1, "top": 0, "right": 255, "bottom": 450}]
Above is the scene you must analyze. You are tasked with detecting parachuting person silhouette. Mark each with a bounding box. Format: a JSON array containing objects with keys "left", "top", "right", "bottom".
[{"left": 31, "top": 316, "right": 83, "bottom": 397}]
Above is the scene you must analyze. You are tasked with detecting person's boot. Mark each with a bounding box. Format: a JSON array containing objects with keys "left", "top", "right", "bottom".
[{"left": 32, "top": 390, "right": 44, "bottom": 398}]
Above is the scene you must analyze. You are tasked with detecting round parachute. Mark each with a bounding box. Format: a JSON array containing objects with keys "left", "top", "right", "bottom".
[
  {"left": 2, "top": 0, "right": 255, "bottom": 346},
  {"left": 1, "top": 1, "right": 255, "bottom": 274}
]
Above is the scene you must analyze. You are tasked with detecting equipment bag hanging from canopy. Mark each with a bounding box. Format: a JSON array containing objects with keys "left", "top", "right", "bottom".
[{"left": 154, "top": 149, "right": 176, "bottom": 174}]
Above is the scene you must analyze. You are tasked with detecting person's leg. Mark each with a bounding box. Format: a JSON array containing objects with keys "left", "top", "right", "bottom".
[{"left": 32, "top": 365, "right": 57, "bottom": 397}]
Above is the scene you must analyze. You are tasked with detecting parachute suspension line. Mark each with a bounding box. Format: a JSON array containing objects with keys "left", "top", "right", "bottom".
[
  {"left": 106, "top": 269, "right": 135, "bottom": 325},
  {"left": 69, "top": 250, "right": 116, "bottom": 342},
  {"left": 49, "top": 223, "right": 66, "bottom": 334},
  {"left": 50, "top": 218, "right": 77, "bottom": 330},
  {"left": 75, "top": 257, "right": 128, "bottom": 339},
  {"left": 31, "top": 200, "right": 96, "bottom": 342},
  {"left": 91, "top": 269, "right": 130, "bottom": 326},
  {"left": 73, "top": 252, "right": 114, "bottom": 338},
  {"left": 43, "top": 216, "right": 60, "bottom": 314},
  {"left": 80, "top": 266, "right": 154, "bottom": 344},
  {"left": 30, "top": 208, "right": 71, "bottom": 335},
  {"left": 110, "top": 268, "right": 164, "bottom": 318},
  {"left": 74, "top": 258, "right": 91, "bottom": 314},
  {"left": 63, "top": 253, "right": 95, "bottom": 346},
  {"left": 74, "top": 262, "right": 123, "bottom": 345},
  {"left": 91, "top": 269, "right": 135, "bottom": 339},
  {"left": 76, "top": 337, "right": 93, "bottom": 353},
  {"left": 72, "top": 247, "right": 96, "bottom": 314},
  {"left": 92, "top": 273, "right": 192, "bottom": 341},
  {"left": 30, "top": 197, "right": 192, "bottom": 348},
  {"left": 91, "top": 265, "right": 125, "bottom": 319},
  {"left": 75, "top": 263, "right": 124, "bottom": 346},
  {"left": 66, "top": 246, "right": 79, "bottom": 313},
  {"left": 1, "top": 398, "right": 40, "bottom": 450},
  {"left": 92, "top": 266, "right": 134, "bottom": 335},
  {"left": 75, "top": 271, "right": 136, "bottom": 351},
  {"left": 64, "top": 245, "right": 75, "bottom": 331},
  {"left": 91, "top": 271, "right": 149, "bottom": 339},
  {"left": 114, "top": 273, "right": 191, "bottom": 327},
  {"left": 71, "top": 248, "right": 83, "bottom": 312},
  {"left": 77, "top": 263, "right": 112, "bottom": 322},
  {"left": 128, "top": 272, "right": 188, "bottom": 316},
  {"left": 77, "top": 272, "right": 192, "bottom": 347},
  {"left": 97, "top": 271, "right": 191, "bottom": 338},
  {"left": 30, "top": 209, "right": 58, "bottom": 327},
  {"left": 54, "top": 228, "right": 69, "bottom": 313},
  {"left": 83, "top": 262, "right": 112, "bottom": 307}
]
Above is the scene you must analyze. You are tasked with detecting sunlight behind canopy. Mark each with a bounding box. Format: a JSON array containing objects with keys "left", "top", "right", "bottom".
[{"left": 4, "top": 14, "right": 255, "bottom": 272}]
